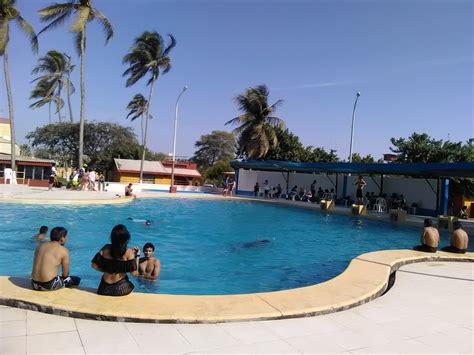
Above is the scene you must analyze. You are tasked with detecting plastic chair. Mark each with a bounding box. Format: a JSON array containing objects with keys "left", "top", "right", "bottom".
[{"left": 373, "top": 197, "right": 387, "bottom": 212}]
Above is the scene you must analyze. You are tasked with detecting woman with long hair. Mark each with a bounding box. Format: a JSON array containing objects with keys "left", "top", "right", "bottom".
[{"left": 91, "top": 224, "right": 139, "bottom": 296}]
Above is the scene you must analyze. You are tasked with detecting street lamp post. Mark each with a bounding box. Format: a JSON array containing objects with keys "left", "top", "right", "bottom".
[
  {"left": 348, "top": 92, "right": 361, "bottom": 163},
  {"left": 170, "top": 86, "right": 188, "bottom": 192}
]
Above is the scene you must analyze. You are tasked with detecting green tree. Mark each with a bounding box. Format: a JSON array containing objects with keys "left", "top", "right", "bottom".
[
  {"left": 226, "top": 85, "right": 285, "bottom": 159},
  {"left": 0, "top": 0, "right": 38, "bottom": 170},
  {"left": 265, "top": 127, "right": 305, "bottom": 162},
  {"left": 19, "top": 143, "right": 32, "bottom": 156},
  {"left": 26, "top": 122, "right": 140, "bottom": 172},
  {"left": 31, "top": 50, "right": 74, "bottom": 123},
  {"left": 39, "top": 0, "right": 114, "bottom": 167},
  {"left": 123, "top": 31, "right": 176, "bottom": 183},
  {"left": 390, "top": 133, "right": 473, "bottom": 163},
  {"left": 202, "top": 160, "right": 231, "bottom": 187},
  {"left": 192, "top": 130, "right": 235, "bottom": 170},
  {"left": 303, "top": 147, "right": 339, "bottom": 162},
  {"left": 126, "top": 93, "right": 149, "bottom": 146},
  {"left": 29, "top": 78, "right": 58, "bottom": 124},
  {"left": 350, "top": 153, "right": 375, "bottom": 163}
]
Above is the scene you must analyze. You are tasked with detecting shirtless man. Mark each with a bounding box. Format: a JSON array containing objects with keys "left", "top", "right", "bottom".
[
  {"left": 413, "top": 219, "right": 439, "bottom": 253},
  {"left": 442, "top": 221, "right": 469, "bottom": 254},
  {"left": 31, "top": 227, "right": 81, "bottom": 291},
  {"left": 138, "top": 243, "right": 161, "bottom": 279},
  {"left": 32, "top": 226, "right": 48, "bottom": 241}
]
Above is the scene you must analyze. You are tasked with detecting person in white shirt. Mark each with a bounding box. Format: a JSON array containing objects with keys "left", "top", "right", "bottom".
[
  {"left": 88, "top": 170, "right": 96, "bottom": 191},
  {"left": 263, "top": 180, "right": 271, "bottom": 198}
]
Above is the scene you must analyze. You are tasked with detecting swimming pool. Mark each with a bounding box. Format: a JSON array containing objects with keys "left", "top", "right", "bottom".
[{"left": 0, "top": 199, "right": 461, "bottom": 295}]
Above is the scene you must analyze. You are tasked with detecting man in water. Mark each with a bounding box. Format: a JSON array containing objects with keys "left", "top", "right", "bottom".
[
  {"left": 33, "top": 226, "right": 48, "bottom": 241},
  {"left": 31, "top": 227, "right": 81, "bottom": 291},
  {"left": 442, "top": 221, "right": 469, "bottom": 254},
  {"left": 138, "top": 242, "right": 161, "bottom": 279},
  {"left": 413, "top": 219, "right": 439, "bottom": 253},
  {"left": 127, "top": 218, "right": 152, "bottom": 226}
]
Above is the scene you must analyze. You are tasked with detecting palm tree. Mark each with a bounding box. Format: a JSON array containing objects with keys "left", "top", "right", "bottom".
[
  {"left": 29, "top": 77, "right": 61, "bottom": 124},
  {"left": 31, "top": 50, "right": 74, "bottom": 123},
  {"left": 126, "top": 94, "right": 149, "bottom": 146},
  {"left": 0, "top": 0, "right": 38, "bottom": 169},
  {"left": 63, "top": 52, "right": 74, "bottom": 122},
  {"left": 225, "top": 85, "right": 285, "bottom": 160},
  {"left": 38, "top": 0, "right": 113, "bottom": 167},
  {"left": 123, "top": 31, "right": 176, "bottom": 183}
]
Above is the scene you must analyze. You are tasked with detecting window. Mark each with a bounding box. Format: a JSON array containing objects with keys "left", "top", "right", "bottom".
[
  {"left": 34, "top": 166, "right": 43, "bottom": 180},
  {"left": 143, "top": 174, "right": 155, "bottom": 184},
  {"left": 24, "top": 166, "right": 34, "bottom": 179}
]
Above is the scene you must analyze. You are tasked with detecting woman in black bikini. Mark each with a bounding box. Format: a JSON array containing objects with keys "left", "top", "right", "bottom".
[{"left": 91, "top": 224, "right": 140, "bottom": 296}]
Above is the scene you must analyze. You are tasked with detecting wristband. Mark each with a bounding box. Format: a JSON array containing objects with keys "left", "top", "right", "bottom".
[{"left": 135, "top": 254, "right": 140, "bottom": 258}]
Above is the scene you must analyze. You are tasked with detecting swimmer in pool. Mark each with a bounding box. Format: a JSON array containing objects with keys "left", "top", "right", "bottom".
[
  {"left": 241, "top": 239, "right": 270, "bottom": 248},
  {"left": 127, "top": 218, "right": 152, "bottom": 226}
]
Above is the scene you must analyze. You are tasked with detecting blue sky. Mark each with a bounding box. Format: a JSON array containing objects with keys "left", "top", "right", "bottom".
[{"left": 1, "top": 0, "right": 472, "bottom": 160}]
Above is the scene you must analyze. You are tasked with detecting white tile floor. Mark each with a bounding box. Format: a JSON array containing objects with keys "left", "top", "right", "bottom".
[{"left": 0, "top": 261, "right": 472, "bottom": 354}]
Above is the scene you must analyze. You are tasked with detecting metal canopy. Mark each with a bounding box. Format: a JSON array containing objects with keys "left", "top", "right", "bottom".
[{"left": 230, "top": 160, "right": 474, "bottom": 178}]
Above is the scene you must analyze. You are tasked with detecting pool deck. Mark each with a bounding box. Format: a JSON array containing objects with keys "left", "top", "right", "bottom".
[{"left": 1, "top": 261, "right": 472, "bottom": 354}]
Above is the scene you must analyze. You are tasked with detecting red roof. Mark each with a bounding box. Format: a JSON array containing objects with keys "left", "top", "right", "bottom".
[{"left": 0, "top": 118, "right": 11, "bottom": 124}]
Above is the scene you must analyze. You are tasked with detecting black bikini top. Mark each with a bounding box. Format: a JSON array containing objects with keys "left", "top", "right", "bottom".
[{"left": 91, "top": 252, "right": 137, "bottom": 274}]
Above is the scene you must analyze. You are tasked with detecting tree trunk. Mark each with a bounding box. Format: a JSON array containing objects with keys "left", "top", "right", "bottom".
[
  {"left": 140, "top": 115, "right": 144, "bottom": 146},
  {"left": 139, "top": 76, "right": 155, "bottom": 184},
  {"left": 66, "top": 56, "right": 74, "bottom": 122},
  {"left": 78, "top": 29, "right": 86, "bottom": 167},
  {"left": 3, "top": 48, "right": 16, "bottom": 170},
  {"left": 57, "top": 79, "right": 62, "bottom": 123}
]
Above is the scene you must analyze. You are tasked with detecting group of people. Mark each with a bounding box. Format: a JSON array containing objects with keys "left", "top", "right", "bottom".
[
  {"left": 31, "top": 224, "right": 160, "bottom": 296},
  {"left": 68, "top": 167, "right": 105, "bottom": 191},
  {"left": 414, "top": 219, "right": 469, "bottom": 254},
  {"left": 254, "top": 180, "right": 283, "bottom": 199}
]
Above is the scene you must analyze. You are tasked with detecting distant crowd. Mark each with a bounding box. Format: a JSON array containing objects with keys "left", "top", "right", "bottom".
[{"left": 48, "top": 164, "right": 106, "bottom": 192}]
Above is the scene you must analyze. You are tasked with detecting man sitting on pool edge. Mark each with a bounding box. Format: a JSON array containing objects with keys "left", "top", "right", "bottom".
[
  {"left": 413, "top": 218, "right": 439, "bottom": 253},
  {"left": 441, "top": 221, "right": 469, "bottom": 254},
  {"left": 138, "top": 242, "right": 161, "bottom": 279},
  {"left": 31, "top": 227, "right": 81, "bottom": 291}
]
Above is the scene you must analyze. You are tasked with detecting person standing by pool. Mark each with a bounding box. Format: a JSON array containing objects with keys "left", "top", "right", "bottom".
[
  {"left": 138, "top": 242, "right": 161, "bottom": 279},
  {"left": 441, "top": 221, "right": 469, "bottom": 254},
  {"left": 310, "top": 180, "right": 317, "bottom": 197},
  {"left": 91, "top": 224, "right": 139, "bottom": 296},
  {"left": 413, "top": 219, "right": 439, "bottom": 253},
  {"left": 354, "top": 176, "right": 367, "bottom": 205},
  {"left": 254, "top": 182, "right": 260, "bottom": 197},
  {"left": 263, "top": 180, "right": 271, "bottom": 198},
  {"left": 31, "top": 227, "right": 81, "bottom": 291}
]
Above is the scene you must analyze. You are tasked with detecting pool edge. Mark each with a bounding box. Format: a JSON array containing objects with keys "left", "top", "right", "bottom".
[{"left": 1, "top": 250, "right": 472, "bottom": 323}]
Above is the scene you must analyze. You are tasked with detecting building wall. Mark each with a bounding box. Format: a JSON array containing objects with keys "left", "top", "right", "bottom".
[
  {"left": 236, "top": 168, "right": 438, "bottom": 213},
  {"left": 115, "top": 171, "right": 199, "bottom": 185}
]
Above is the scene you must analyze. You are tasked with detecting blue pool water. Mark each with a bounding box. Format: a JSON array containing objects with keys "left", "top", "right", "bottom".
[{"left": 0, "top": 199, "right": 460, "bottom": 295}]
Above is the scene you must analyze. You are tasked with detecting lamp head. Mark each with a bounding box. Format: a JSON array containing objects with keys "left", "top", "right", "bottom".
[
  {"left": 356, "top": 92, "right": 361, "bottom": 97},
  {"left": 183, "top": 85, "right": 188, "bottom": 92}
]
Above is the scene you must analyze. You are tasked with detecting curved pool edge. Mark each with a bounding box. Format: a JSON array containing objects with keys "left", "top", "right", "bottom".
[{"left": 1, "top": 250, "right": 472, "bottom": 323}]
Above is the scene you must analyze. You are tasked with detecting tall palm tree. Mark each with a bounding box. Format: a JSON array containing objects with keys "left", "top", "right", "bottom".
[
  {"left": 38, "top": 0, "right": 113, "bottom": 167},
  {"left": 29, "top": 77, "right": 63, "bottom": 124},
  {"left": 0, "top": 0, "right": 38, "bottom": 169},
  {"left": 63, "top": 52, "right": 74, "bottom": 122},
  {"left": 123, "top": 31, "right": 176, "bottom": 183},
  {"left": 31, "top": 50, "right": 74, "bottom": 123},
  {"left": 225, "top": 85, "right": 285, "bottom": 160},
  {"left": 126, "top": 94, "right": 149, "bottom": 146}
]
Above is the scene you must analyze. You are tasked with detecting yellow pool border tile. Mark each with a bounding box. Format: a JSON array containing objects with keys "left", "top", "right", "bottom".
[{"left": 1, "top": 250, "right": 472, "bottom": 323}]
